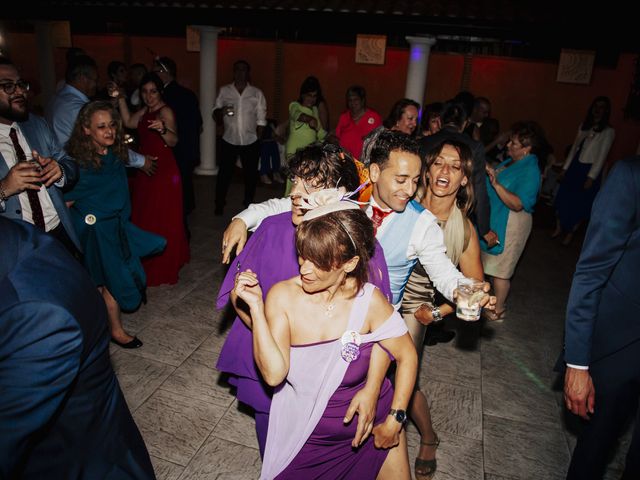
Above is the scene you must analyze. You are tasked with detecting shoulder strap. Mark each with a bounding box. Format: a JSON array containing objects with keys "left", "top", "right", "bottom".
[{"left": 347, "top": 283, "right": 375, "bottom": 332}]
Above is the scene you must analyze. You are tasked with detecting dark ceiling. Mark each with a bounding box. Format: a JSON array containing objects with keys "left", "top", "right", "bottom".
[{"left": 2, "top": 1, "right": 635, "bottom": 65}]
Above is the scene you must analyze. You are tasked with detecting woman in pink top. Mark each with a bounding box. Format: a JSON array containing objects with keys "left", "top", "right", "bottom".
[{"left": 335, "top": 85, "right": 382, "bottom": 159}]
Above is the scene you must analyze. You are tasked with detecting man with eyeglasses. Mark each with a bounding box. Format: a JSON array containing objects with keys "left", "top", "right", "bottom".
[
  {"left": 212, "top": 60, "right": 267, "bottom": 215},
  {"left": 152, "top": 56, "right": 203, "bottom": 238},
  {"left": 45, "top": 54, "right": 157, "bottom": 177},
  {"left": 0, "top": 56, "right": 81, "bottom": 257}
]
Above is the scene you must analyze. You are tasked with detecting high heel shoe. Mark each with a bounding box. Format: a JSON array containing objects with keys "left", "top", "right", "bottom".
[{"left": 415, "top": 433, "right": 440, "bottom": 479}]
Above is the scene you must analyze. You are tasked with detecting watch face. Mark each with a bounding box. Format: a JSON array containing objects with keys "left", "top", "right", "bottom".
[{"left": 395, "top": 410, "right": 407, "bottom": 423}]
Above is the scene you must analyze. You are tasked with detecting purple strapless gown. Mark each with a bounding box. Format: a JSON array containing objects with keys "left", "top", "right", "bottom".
[
  {"left": 275, "top": 342, "right": 393, "bottom": 479},
  {"left": 216, "top": 212, "right": 392, "bottom": 456}
]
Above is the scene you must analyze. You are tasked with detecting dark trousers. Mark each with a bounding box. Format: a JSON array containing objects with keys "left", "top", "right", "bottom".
[
  {"left": 259, "top": 141, "right": 281, "bottom": 175},
  {"left": 216, "top": 139, "right": 260, "bottom": 209},
  {"left": 49, "top": 222, "right": 83, "bottom": 262},
  {"left": 567, "top": 339, "right": 640, "bottom": 480}
]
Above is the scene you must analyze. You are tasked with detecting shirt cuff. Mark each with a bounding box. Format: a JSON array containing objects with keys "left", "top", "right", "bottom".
[{"left": 566, "top": 363, "right": 589, "bottom": 370}]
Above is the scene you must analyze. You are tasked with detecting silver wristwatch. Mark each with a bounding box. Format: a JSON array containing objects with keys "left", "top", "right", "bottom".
[{"left": 431, "top": 306, "right": 443, "bottom": 322}]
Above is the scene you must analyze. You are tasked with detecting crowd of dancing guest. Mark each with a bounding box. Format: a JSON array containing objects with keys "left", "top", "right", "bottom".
[
  {"left": 220, "top": 130, "right": 496, "bottom": 479},
  {"left": 216, "top": 144, "right": 392, "bottom": 456},
  {"left": 3, "top": 41, "right": 628, "bottom": 479}
]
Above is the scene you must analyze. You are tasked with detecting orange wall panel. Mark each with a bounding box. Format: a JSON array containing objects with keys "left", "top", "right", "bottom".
[{"left": 4, "top": 30, "right": 639, "bottom": 164}]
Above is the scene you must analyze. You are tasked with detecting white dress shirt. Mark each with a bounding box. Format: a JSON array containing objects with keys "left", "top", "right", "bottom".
[
  {"left": 366, "top": 198, "right": 464, "bottom": 302},
  {"left": 214, "top": 83, "right": 267, "bottom": 145},
  {"left": 0, "top": 123, "right": 61, "bottom": 232}
]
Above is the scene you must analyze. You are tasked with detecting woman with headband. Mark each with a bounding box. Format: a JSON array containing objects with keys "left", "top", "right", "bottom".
[{"left": 234, "top": 198, "right": 417, "bottom": 479}]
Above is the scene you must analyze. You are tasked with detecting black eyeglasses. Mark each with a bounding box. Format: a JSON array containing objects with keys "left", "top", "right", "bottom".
[{"left": 0, "top": 80, "right": 30, "bottom": 94}]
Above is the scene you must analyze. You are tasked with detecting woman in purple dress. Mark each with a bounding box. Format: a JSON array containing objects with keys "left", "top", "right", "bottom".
[
  {"left": 216, "top": 144, "right": 392, "bottom": 457},
  {"left": 234, "top": 205, "right": 418, "bottom": 480}
]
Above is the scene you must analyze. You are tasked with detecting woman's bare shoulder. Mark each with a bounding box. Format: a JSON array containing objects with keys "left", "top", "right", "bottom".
[{"left": 365, "top": 286, "right": 395, "bottom": 328}]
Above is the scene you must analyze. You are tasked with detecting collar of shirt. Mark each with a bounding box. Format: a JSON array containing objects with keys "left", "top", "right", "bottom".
[
  {"left": 366, "top": 197, "right": 394, "bottom": 236},
  {"left": 0, "top": 122, "right": 31, "bottom": 167}
]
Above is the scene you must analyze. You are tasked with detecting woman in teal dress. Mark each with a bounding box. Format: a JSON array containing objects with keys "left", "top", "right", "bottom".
[{"left": 65, "top": 101, "right": 166, "bottom": 348}]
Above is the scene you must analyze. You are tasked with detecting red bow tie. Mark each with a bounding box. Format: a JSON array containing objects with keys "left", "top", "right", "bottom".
[{"left": 371, "top": 206, "right": 393, "bottom": 234}]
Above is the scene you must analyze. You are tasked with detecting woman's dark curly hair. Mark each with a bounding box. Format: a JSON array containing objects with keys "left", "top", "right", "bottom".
[{"left": 286, "top": 143, "right": 360, "bottom": 192}]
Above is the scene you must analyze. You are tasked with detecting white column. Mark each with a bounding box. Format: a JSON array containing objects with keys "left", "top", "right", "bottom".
[
  {"left": 195, "top": 26, "right": 222, "bottom": 176},
  {"left": 404, "top": 36, "right": 437, "bottom": 107},
  {"left": 35, "top": 22, "right": 56, "bottom": 108}
]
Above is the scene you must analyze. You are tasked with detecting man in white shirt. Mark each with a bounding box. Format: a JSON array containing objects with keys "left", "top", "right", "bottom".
[{"left": 213, "top": 60, "right": 267, "bottom": 215}]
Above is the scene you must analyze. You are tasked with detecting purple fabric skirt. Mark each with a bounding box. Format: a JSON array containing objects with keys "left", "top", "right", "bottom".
[{"left": 275, "top": 343, "right": 393, "bottom": 479}]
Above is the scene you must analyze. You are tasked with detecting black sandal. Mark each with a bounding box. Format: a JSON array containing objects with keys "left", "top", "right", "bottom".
[{"left": 415, "top": 433, "right": 440, "bottom": 479}]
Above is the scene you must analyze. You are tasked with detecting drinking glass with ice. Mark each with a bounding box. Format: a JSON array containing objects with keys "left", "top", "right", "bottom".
[{"left": 456, "top": 278, "right": 485, "bottom": 321}]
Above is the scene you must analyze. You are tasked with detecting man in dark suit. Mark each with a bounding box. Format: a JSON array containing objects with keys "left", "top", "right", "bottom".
[
  {"left": 0, "top": 218, "right": 156, "bottom": 479},
  {"left": 562, "top": 156, "right": 640, "bottom": 480},
  {"left": 0, "top": 57, "right": 81, "bottom": 257},
  {"left": 153, "top": 56, "right": 203, "bottom": 236}
]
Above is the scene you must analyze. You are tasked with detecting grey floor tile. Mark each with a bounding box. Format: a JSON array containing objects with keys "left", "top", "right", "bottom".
[
  {"left": 482, "top": 373, "right": 563, "bottom": 429},
  {"left": 150, "top": 455, "right": 185, "bottom": 480},
  {"left": 121, "top": 304, "right": 164, "bottom": 334},
  {"left": 110, "top": 349, "right": 175, "bottom": 411},
  {"left": 167, "top": 292, "right": 221, "bottom": 327},
  {"left": 424, "top": 380, "right": 482, "bottom": 441},
  {"left": 123, "top": 314, "right": 212, "bottom": 367},
  {"left": 178, "top": 436, "right": 261, "bottom": 480},
  {"left": 160, "top": 348, "right": 236, "bottom": 408},
  {"left": 196, "top": 331, "right": 228, "bottom": 356},
  {"left": 407, "top": 429, "right": 483, "bottom": 480},
  {"left": 210, "top": 400, "right": 260, "bottom": 450},
  {"left": 484, "top": 414, "right": 570, "bottom": 479},
  {"left": 421, "top": 342, "right": 482, "bottom": 391},
  {"left": 134, "top": 389, "right": 226, "bottom": 466}
]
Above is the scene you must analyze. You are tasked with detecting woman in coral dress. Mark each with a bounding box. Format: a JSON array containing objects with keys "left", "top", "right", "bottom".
[{"left": 117, "top": 73, "right": 189, "bottom": 285}]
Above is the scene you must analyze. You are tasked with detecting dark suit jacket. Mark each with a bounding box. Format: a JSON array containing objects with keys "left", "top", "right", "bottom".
[
  {"left": 0, "top": 218, "right": 155, "bottom": 479},
  {"left": 0, "top": 114, "right": 81, "bottom": 250},
  {"left": 162, "top": 80, "right": 203, "bottom": 170},
  {"left": 420, "top": 126, "right": 491, "bottom": 236},
  {"left": 563, "top": 157, "right": 640, "bottom": 367}
]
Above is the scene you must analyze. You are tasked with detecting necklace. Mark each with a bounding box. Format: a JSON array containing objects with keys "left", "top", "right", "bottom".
[
  {"left": 321, "top": 287, "right": 342, "bottom": 317},
  {"left": 325, "top": 302, "right": 336, "bottom": 317}
]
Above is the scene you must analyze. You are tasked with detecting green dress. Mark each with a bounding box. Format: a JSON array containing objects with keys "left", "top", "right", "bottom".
[{"left": 64, "top": 149, "right": 166, "bottom": 311}]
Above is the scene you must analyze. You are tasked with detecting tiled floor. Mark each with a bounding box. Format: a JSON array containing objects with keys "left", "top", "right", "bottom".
[{"left": 111, "top": 174, "right": 629, "bottom": 479}]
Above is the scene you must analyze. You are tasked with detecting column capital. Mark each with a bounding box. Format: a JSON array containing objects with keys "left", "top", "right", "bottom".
[{"left": 405, "top": 35, "right": 437, "bottom": 47}]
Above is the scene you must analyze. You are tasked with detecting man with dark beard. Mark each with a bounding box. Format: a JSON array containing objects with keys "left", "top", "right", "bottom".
[{"left": 0, "top": 57, "right": 81, "bottom": 256}]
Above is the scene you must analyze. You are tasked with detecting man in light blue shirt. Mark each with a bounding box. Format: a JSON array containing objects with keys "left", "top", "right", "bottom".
[{"left": 45, "top": 55, "right": 156, "bottom": 175}]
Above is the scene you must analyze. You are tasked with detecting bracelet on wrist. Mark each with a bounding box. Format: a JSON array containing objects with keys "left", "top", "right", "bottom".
[{"left": 0, "top": 180, "right": 7, "bottom": 202}]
